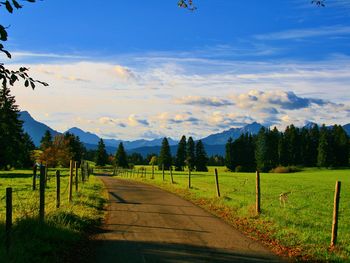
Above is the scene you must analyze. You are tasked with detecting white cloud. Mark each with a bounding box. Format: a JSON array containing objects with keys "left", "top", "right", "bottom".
[
  {"left": 255, "top": 25, "right": 350, "bottom": 40},
  {"left": 9, "top": 54, "right": 350, "bottom": 140}
]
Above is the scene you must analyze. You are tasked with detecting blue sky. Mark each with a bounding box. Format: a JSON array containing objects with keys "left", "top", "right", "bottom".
[{"left": 5, "top": 0, "right": 350, "bottom": 140}]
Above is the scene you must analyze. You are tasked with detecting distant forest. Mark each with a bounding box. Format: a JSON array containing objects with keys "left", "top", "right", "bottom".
[{"left": 225, "top": 124, "right": 349, "bottom": 172}]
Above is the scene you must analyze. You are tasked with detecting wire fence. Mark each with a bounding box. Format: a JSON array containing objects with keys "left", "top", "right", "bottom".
[{"left": 0, "top": 160, "right": 92, "bottom": 226}]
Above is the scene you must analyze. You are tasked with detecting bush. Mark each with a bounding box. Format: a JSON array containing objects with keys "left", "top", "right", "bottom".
[
  {"left": 235, "top": 165, "right": 244, "bottom": 172},
  {"left": 270, "top": 166, "right": 301, "bottom": 173}
]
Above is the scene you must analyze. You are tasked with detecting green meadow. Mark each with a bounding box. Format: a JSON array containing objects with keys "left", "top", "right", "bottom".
[
  {"left": 0, "top": 169, "right": 107, "bottom": 263},
  {"left": 114, "top": 166, "right": 350, "bottom": 261}
]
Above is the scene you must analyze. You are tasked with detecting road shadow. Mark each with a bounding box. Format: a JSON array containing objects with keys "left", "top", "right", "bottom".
[{"left": 92, "top": 239, "right": 280, "bottom": 263}]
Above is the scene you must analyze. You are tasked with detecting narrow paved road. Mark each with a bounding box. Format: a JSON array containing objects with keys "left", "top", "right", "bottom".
[{"left": 93, "top": 175, "right": 282, "bottom": 263}]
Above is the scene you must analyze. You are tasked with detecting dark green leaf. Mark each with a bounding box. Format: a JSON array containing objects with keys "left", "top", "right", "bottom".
[
  {"left": 5, "top": 1, "right": 14, "bottom": 13},
  {"left": 24, "top": 79, "right": 29, "bottom": 87},
  {"left": 12, "top": 0, "right": 22, "bottom": 9},
  {"left": 0, "top": 25, "right": 8, "bottom": 41}
]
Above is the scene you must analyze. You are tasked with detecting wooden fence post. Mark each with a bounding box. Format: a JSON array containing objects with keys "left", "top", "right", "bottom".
[
  {"left": 75, "top": 161, "right": 79, "bottom": 192},
  {"left": 69, "top": 160, "right": 73, "bottom": 202},
  {"left": 215, "top": 168, "right": 220, "bottom": 197},
  {"left": 81, "top": 161, "right": 85, "bottom": 183},
  {"left": 56, "top": 170, "right": 60, "bottom": 209},
  {"left": 256, "top": 171, "right": 261, "bottom": 215},
  {"left": 144, "top": 168, "right": 147, "bottom": 178},
  {"left": 32, "top": 164, "right": 37, "bottom": 190},
  {"left": 170, "top": 167, "right": 174, "bottom": 184},
  {"left": 152, "top": 164, "right": 154, "bottom": 179},
  {"left": 331, "top": 181, "right": 341, "bottom": 247},
  {"left": 162, "top": 164, "right": 165, "bottom": 181},
  {"left": 45, "top": 165, "right": 48, "bottom": 187},
  {"left": 39, "top": 164, "right": 45, "bottom": 222},
  {"left": 188, "top": 169, "right": 191, "bottom": 189},
  {"left": 6, "top": 187, "right": 12, "bottom": 252}
]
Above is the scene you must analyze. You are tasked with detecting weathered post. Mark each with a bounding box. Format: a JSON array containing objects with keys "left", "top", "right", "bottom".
[
  {"left": 81, "top": 161, "right": 85, "bottom": 183},
  {"left": 39, "top": 164, "right": 45, "bottom": 222},
  {"left": 6, "top": 187, "right": 12, "bottom": 252},
  {"left": 331, "top": 181, "right": 341, "bottom": 247},
  {"left": 56, "top": 170, "right": 60, "bottom": 208},
  {"left": 162, "top": 164, "right": 165, "bottom": 181},
  {"left": 75, "top": 161, "right": 79, "bottom": 192},
  {"left": 45, "top": 165, "right": 48, "bottom": 187},
  {"left": 256, "top": 171, "right": 261, "bottom": 215},
  {"left": 152, "top": 164, "right": 154, "bottom": 179},
  {"left": 69, "top": 160, "right": 73, "bottom": 202},
  {"left": 144, "top": 168, "right": 147, "bottom": 178},
  {"left": 188, "top": 169, "right": 191, "bottom": 189},
  {"left": 170, "top": 166, "right": 174, "bottom": 184},
  {"left": 215, "top": 168, "right": 220, "bottom": 197},
  {"left": 32, "top": 164, "right": 37, "bottom": 190}
]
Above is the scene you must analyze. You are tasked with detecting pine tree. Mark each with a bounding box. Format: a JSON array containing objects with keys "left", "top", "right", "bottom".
[
  {"left": 225, "top": 137, "right": 235, "bottom": 171},
  {"left": 317, "top": 125, "right": 329, "bottom": 167},
  {"left": 158, "top": 137, "right": 172, "bottom": 170},
  {"left": 255, "top": 127, "right": 269, "bottom": 172},
  {"left": 95, "top": 138, "right": 108, "bottom": 166},
  {"left": 0, "top": 85, "right": 25, "bottom": 169},
  {"left": 175, "top": 135, "right": 186, "bottom": 171},
  {"left": 186, "top": 136, "right": 195, "bottom": 171},
  {"left": 115, "top": 142, "right": 128, "bottom": 168},
  {"left": 333, "top": 125, "right": 349, "bottom": 167},
  {"left": 19, "top": 133, "right": 35, "bottom": 168},
  {"left": 195, "top": 140, "right": 208, "bottom": 171},
  {"left": 40, "top": 130, "right": 53, "bottom": 150},
  {"left": 64, "top": 132, "right": 85, "bottom": 162}
]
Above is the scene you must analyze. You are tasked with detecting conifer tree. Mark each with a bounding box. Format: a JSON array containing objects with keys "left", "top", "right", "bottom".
[
  {"left": 255, "top": 127, "right": 269, "bottom": 172},
  {"left": 175, "top": 135, "right": 186, "bottom": 171},
  {"left": 158, "top": 137, "right": 172, "bottom": 170},
  {"left": 195, "top": 140, "right": 208, "bottom": 172},
  {"left": 333, "top": 125, "right": 349, "bottom": 167},
  {"left": 19, "top": 132, "right": 35, "bottom": 168},
  {"left": 95, "top": 138, "right": 108, "bottom": 166},
  {"left": 225, "top": 137, "right": 235, "bottom": 171},
  {"left": 186, "top": 136, "right": 195, "bottom": 171},
  {"left": 317, "top": 125, "right": 329, "bottom": 167},
  {"left": 115, "top": 142, "right": 128, "bottom": 168},
  {"left": 40, "top": 130, "right": 53, "bottom": 150},
  {"left": 0, "top": 85, "right": 25, "bottom": 169},
  {"left": 64, "top": 132, "right": 85, "bottom": 162}
]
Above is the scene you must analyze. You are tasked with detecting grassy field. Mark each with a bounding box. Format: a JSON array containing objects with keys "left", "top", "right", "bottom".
[
  {"left": 0, "top": 168, "right": 107, "bottom": 263},
  {"left": 112, "top": 166, "right": 350, "bottom": 261}
]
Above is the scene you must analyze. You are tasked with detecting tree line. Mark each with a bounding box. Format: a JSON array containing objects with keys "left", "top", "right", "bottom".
[
  {"left": 225, "top": 124, "right": 349, "bottom": 172},
  {"left": 107, "top": 136, "right": 209, "bottom": 172}
]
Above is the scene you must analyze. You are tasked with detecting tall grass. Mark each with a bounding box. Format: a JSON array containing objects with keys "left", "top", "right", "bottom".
[
  {"left": 112, "top": 166, "right": 350, "bottom": 261},
  {"left": 0, "top": 169, "right": 107, "bottom": 263}
]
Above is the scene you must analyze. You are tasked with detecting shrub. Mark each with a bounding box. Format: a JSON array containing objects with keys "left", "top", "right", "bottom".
[
  {"left": 270, "top": 166, "right": 301, "bottom": 173},
  {"left": 235, "top": 165, "right": 244, "bottom": 172}
]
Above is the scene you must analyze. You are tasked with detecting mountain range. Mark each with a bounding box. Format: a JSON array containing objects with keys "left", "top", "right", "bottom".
[{"left": 19, "top": 111, "right": 350, "bottom": 157}]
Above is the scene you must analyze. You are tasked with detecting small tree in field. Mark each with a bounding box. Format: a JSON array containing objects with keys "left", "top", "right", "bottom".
[
  {"left": 115, "top": 142, "right": 128, "bottom": 168},
  {"left": 175, "top": 135, "right": 186, "bottom": 171},
  {"left": 149, "top": 156, "right": 158, "bottom": 166},
  {"left": 158, "top": 137, "right": 172, "bottom": 170},
  {"left": 186, "top": 137, "right": 195, "bottom": 171},
  {"left": 95, "top": 139, "right": 108, "bottom": 166},
  {"left": 195, "top": 140, "right": 208, "bottom": 172}
]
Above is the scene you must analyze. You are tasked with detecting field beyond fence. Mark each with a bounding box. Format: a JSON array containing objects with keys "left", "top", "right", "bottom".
[{"left": 106, "top": 166, "right": 350, "bottom": 261}]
